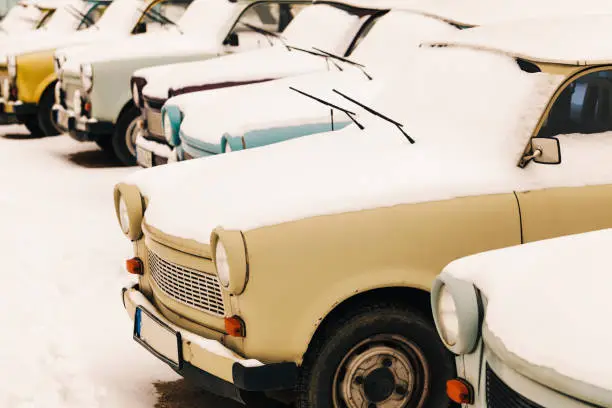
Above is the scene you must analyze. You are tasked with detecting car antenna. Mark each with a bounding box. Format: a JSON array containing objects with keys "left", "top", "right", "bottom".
[
  {"left": 289, "top": 86, "right": 364, "bottom": 130},
  {"left": 313, "top": 47, "right": 372, "bottom": 80},
  {"left": 333, "top": 89, "right": 414, "bottom": 143}
]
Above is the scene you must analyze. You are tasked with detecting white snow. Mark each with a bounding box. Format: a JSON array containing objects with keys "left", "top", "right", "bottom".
[
  {"left": 174, "top": 11, "right": 459, "bottom": 145},
  {"left": 127, "top": 47, "right": 575, "bottom": 244},
  {"left": 431, "top": 14, "right": 612, "bottom": 65},
  {"left": 443, "top": 228, "right": 612, "bottom": 392},
  {"left": 136, "top": 134, "right": 172, "bottom": 158},
  {"left": 0, "top": 127, "right": 176, "bottom": 407},
  {"left": 0, "top": 3, "right": 43, "bottom": 33},
  {"left": 139, "top": 4, "right": 364, "bottom": 99}
]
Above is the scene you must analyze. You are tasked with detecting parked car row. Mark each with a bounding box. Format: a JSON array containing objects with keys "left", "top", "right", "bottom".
[{"left": 3, "top": 0, "right": 612, "bottom": 406}]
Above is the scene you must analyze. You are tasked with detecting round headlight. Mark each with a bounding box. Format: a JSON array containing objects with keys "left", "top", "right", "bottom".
[
  {"left": 119, "top": 196, "right": 130, "bottom": 234},
  {"left": 132, "top": 83, "right": 140, "bottom": 107},
  {"left": 7, "top": 55, "right": 16, "bottom": 80},
  {"left": 215, "top": 241, "right": 231, "bottom": 288},
  {"left": 163, "top": 111, "right": 173, "bottom": 144},
  {"left": 80, "top": 63, "right": 93, "bottom": 92},
  {"left": 431, "top": 275, "right": 482, "bottom": 355},
  {"left": 437, "top": 285, "right": 459, "bottom": 346},
  {"left": 73, "top": 90, "right": 82, "bottom": 116}
]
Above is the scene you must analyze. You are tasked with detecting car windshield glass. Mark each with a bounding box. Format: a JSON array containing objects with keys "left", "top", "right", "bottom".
[
  {"left": 176, "top": 0, "right": 236, "bottom": 37},
  {"left": 137, "top": 0, "right": 191, "bottom": 33}
]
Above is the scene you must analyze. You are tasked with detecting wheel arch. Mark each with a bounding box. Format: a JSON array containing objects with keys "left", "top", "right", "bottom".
[
  {"left": 116, "top": 99, "right": 137, "bottom": 124},
  {"left": 34, "top": 74, "right": 57, "bottom": 104}
]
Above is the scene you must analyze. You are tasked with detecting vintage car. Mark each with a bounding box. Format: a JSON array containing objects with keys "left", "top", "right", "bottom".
[
  {"left": 115, "top": 14, "right": 612, "bottom": 407},
  {"left": 0, "top": 0, "right": 56, "bottom": 35},
  {"left": 129, "top": 0, "right": 380, "bottom": 166},
  {"left": 0, "top": 0, "right": 180, "bottom": 137},
  {"left": 432, "top": 228, "right": 612, "bottom": 407},
  {"left": 54, "top": 0, "right": 311, "bottom": 166},
  {"left": 137, "top": 0, "right": 612, "bottom": 166},
  {"left": 136, "top": 4, "right": 458, "bottom": 165}
]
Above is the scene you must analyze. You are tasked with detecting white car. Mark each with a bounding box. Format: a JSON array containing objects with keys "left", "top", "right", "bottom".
[
  {"left": 432, "top": 228, "right": 612, "bottom": 407},
  {"left": 131, "top": 1, "right": 378, "bottom": 165},
  {"left": 54, "top": 0, "right": 310, "bottom": 165}
]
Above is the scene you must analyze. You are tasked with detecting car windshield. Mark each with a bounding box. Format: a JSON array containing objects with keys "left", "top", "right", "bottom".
[
  {"left": 136, "top": 0, "right": 192, "bottom": 33},
  {"left": 0, "top": 3, "right": 43, "bottom": 31},
  {"left": 41, "top": 1, "right": 109, "bottom": 31},
  {"left": 94, "top": 0, "right": 147, "bottom": 32},
  {"left": 175, "top": 0, "right": 237, "bottom": 37}
]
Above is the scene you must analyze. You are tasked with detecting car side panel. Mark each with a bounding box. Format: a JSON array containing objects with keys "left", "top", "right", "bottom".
[
  {"left": 16, "top": 49, "right": 55, "bottom": 103},
  {"left": 238, "top": 193, "right": 521, "bottom": 363}
]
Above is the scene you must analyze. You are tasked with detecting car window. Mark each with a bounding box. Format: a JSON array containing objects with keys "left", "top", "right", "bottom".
[
  {"left": 137, "top": 0, "right": 192, "bottom": 33},
  {"left": 76, "top": 2, "right": 110, "bottom": 30},
  {"left": 538, "top": 70, "right": 612, "bottom": 138}
]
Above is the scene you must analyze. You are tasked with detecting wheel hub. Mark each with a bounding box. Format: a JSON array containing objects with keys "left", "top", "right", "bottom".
[{"left": 363, "top": 368, "right": 395, "bottom": 402}]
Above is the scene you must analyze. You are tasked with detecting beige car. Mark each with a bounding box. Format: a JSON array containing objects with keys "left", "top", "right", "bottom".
[{"left": 116, "top": 13, "right": 612, "bottom": 408}]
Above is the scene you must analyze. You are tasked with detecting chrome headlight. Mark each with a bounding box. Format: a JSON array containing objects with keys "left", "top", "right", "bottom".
[
  {"left": 73, "top": 90, "right": 82, "bottom": 116},
  {"left": 132, "top": 82, "right": 139, "bottom": 107},
  {"left": 211, "top": 228, "right": 249, "bottom": 295},
  {"left": 80, "top": 63, "right": 93, "bottom": 92},
  {"left": 113, "top": 183, "right": 144, "bottom": 241},
  {"left": 7, "top": 55, "right": 16, "bottom": 81},
  {"left": 163, "top": 111, "right": 173, "bottom": 144},
  {"left": 431, "top": 274, "right": 482, "bottom": 355}
]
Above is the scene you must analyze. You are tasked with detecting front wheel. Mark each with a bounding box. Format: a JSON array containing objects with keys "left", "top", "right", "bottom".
[
  {"left": 111, "top": 103, "right": 140, "bottom": 166},
  {"left": 296, "top": 302, "right": 454, "bottom": 408},
  {"left": 37, "top": 85, "right": 61, "bottom": 136}
]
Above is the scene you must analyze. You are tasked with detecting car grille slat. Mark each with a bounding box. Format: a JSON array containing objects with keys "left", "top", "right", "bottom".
[
  {"left": 486, "top": 365, "right": 544, "bottom": 407},
  {"left": 148, "top": 250, "right": 225, "bottom": 317},
  {"left": 146, "top": 108, "right": 163, "bottom": 137}
]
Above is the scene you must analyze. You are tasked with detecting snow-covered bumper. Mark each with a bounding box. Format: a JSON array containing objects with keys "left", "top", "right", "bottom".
[
  {"left": 54, "top": 102, "right": 113, "bottom": 141},
  {"left": 135, "top": 133, "right": 172, "bottom": 167},
  {"left": 122, "top": 285, "right": 298, "bottom": 402}
]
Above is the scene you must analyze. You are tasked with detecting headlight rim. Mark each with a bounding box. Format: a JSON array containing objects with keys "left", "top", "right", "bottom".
[
  {"left": 431, "top": 274, "right": 482, "bottom": 355},
  {"left": 80, "top": 63, "right": 93, "bottom": 92},
  {"left": 211, "top": 228, "right": 248, "bottom": 295},
  {"left": 161, "top": 105, "right": 182, "bottom": 147},
  {"left": 113, "top": 183, "right": 144, "bottom": 241}
]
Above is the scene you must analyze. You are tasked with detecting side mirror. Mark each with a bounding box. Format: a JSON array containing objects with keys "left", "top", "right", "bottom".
[
  {"left": 529, "top": 137, "right": 561, "bottom": 165},
  {"left": 133, "top": 22, "right": 146, "bottom": 34},
  {"left": 223, "top": 32, "right": 239, "bottom": 46}
]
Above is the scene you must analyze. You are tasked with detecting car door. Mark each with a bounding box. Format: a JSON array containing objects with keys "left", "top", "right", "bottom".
[{"left": 517, "top": 67, "right": 612, "bottom": 243}]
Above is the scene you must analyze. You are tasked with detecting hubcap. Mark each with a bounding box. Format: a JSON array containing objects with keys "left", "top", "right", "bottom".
[
  {"left": 333, "top": 335, "right": 429, "bottom": 408},
  {"left": 125, "top": 117, "right": 140, "bottom": 157}
]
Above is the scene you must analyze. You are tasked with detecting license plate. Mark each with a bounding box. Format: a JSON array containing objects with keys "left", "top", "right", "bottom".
[
  {"left": 134, "top": 307, "right": 182, "bottom": 368},
  {"left": 136, "top": 146, "right": 153, "bottom": 168}
]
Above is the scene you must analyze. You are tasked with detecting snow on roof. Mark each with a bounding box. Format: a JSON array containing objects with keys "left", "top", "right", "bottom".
[
  {"left": 429, "top": 14, "right": 612, "bottom": 65},
  {"left": 444, "top": 228, "right": 612, "bottom": 402},
  {"left": 398, "top": 0, "right": 612, "bottom": 27},
  {"left": 127, "top": 47, "right": 565, "bottom": 244}
]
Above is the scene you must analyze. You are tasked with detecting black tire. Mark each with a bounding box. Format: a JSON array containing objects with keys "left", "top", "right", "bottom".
[
  {"left": 111, "top": 103, "right": 139, "bottom": 166},
  {"left": 296, "top": 302, "right": 454, "bottom": 408},
  {"left": 95, "top": 136, "right": 113, "bottom": 152},
  {"left": 37, "top": 85, "right": 61, "bottom": 136},
  {"left": 19, "top": 113, "right": 44, "bottom": 137}
]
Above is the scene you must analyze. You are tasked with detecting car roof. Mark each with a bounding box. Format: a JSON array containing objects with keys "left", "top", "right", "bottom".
[{"left": 427, "top": 14, "right": 612, "bottom": 66}]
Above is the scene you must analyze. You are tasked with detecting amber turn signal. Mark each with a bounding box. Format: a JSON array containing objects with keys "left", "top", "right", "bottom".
[
  {"left": 126, "top": 257, "right": 144, "bottom": 275},
  {"left": 447, "top": 378, "right": 474, "bottom": 404},
  {"left": 225, "top": 316, "right": 246, "bottom": 337}
]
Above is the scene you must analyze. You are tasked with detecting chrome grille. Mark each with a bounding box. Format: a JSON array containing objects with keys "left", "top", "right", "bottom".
[
  {"left": 63, "top": 83, "right": 79, "bottom": 110},
  {"left": 148, "top": 250, "right": 225, "bottom": 317},
  {"left": 146, "top": 107, "right": 163, "bottom": 137}
]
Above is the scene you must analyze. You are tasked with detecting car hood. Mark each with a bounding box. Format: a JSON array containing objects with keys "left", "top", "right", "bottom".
[
  {"left": 139, "top": 46, "right": 330, "bottom": 100},
  {"left": 443, "top": 229, "right": 612, "bottom": 406},
  {"left": 0, "top": 28, "right": 118, "bottom": 60},
  {"left": 60, "top": 32, "right": 219, "bottom": 74},
  {"left": 175, "top": 69, "right": 381, "bottom": 145}
]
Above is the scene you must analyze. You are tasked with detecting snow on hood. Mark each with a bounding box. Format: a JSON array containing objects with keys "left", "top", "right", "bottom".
[
  {"left": 140, "top": 47, "right": 330, "bottom": 99},
  {"left": 174, "top": 11, "right": 460, "bottom": 144},
  {"left": 138, "top": 3, "right": 365, "bottom": 99},
  {"left": 444, "top": 228, "right": 612, "bottom": 396},
  {"left": 125, "top": 48, "right": 564, "bottom": 244},
  {"left": 60, "top": 31, "right": 218, "bottom": 73}
]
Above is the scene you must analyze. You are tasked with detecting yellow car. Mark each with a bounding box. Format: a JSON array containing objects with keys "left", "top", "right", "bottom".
[{"left": 114, "top": 13, "right": 612, "bottom": 407}]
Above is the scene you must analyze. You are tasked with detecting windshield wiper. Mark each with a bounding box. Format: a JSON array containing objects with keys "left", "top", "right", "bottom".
[
  {"left": 66, "top": 4, "right": 97, "bottom": 29},
  {"left": 239, "top": 21, "right": 278, "bottom": 47},
  {"left": 333, "top": 89, "right": 414, "bottom": 143},
  {"left": 140, "top": 7, "right": 182, "bottom": 33},
  {"left": 312, "top": 47, "right": 372, "bottom": 80},
  {"left": 289, "top": 86, "right": 364, "bottom": 130}
]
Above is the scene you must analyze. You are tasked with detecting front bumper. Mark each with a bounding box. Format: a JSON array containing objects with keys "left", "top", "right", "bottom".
[
  {"left": 54, "top": 104, "right": 113, "bottom": 142},
  {"left": 135, "top": 133, "right": 172, "bottom": 167},
  {"left": 122, "top": 285, "right": 298, "bottom": 402}
]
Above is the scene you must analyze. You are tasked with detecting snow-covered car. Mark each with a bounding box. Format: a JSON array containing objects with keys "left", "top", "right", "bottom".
[
  {"left": 130, "top": 1, "right": 379, "bottom": 166},
  {"left": 116, "top": 14, "right": 612, "bottom": 406},
  {"left": 0, "top": 0, "right": 56, "bottom": 35},
  {"left": 138, "top": 0, "right": 612, "bottom": 166},
  {"left": 432, "top": 228, "right": 612, "bottom": 407},
  {"left": 55, "top": 0, "right": 310, "bottom": 166},
  {"left": 0, "top": 0, "right": 177, "bottom": 137}
]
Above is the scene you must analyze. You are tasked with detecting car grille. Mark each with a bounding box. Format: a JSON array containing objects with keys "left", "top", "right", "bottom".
[
  {"left": 145, "top": 107, "right": 163, "bottom": 138},
  {"left": 148, "top": 249, "right": 225, "bottom": 317},
  {"left": 486, "top": 365, "right": 543, "bottom": 407}
]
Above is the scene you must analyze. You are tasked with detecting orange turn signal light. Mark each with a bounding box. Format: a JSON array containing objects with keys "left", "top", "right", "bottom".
[
  {"left": 126, "top": 257, "right": 144, "bottom": 275},
  {"left": 225, "top": 316, "right": 246, "bottom": 337},
  {"left": 447, "top": 378, "right": 474, "bottom": 404}
]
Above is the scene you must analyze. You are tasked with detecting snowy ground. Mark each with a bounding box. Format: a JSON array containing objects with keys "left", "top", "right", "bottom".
[{"left": 0, "top": 126, "right": 274, "bottom": 408}]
